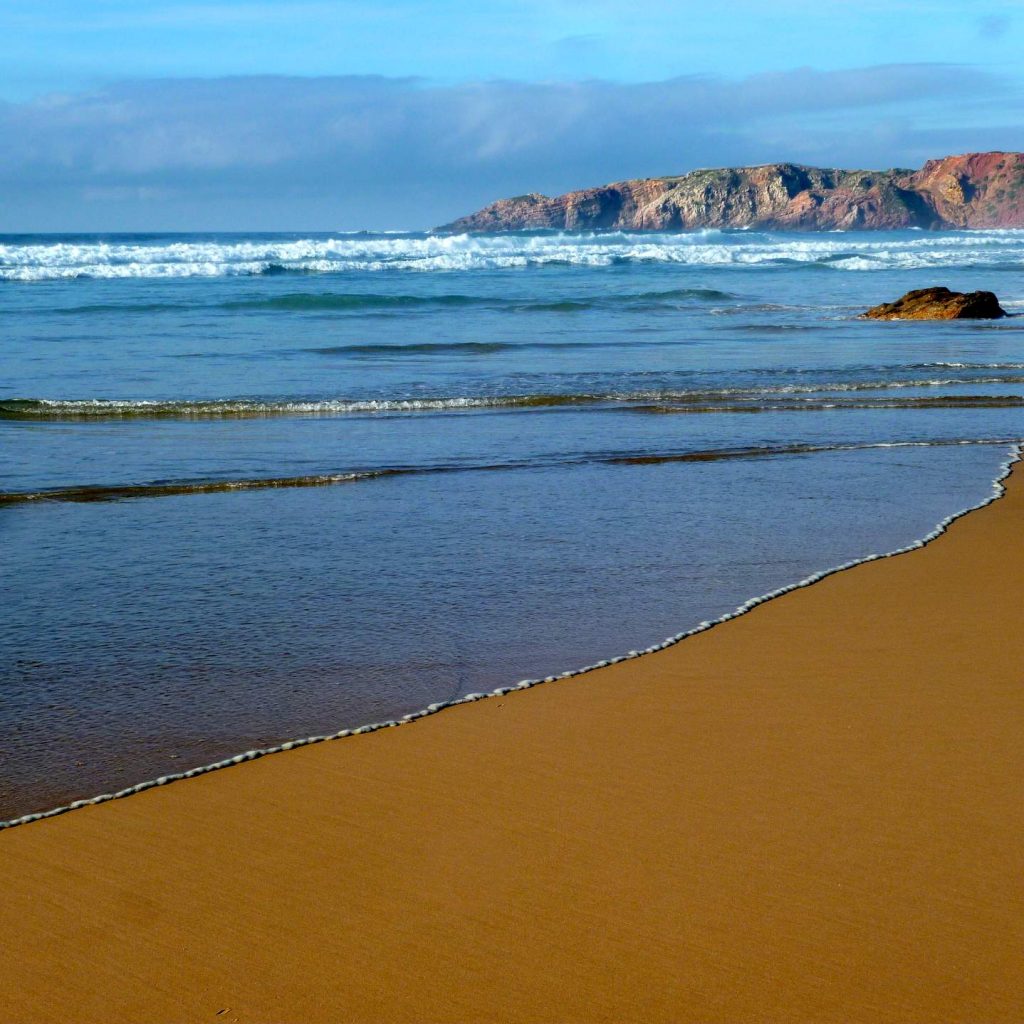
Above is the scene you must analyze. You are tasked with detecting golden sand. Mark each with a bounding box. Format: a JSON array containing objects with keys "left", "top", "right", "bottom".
[{"left": 2, "top": 467, "right": 1023, "bottom": 1023}]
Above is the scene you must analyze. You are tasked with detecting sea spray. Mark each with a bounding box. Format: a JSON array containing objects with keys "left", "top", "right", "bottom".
[{"left": 3, "top": 228, "right": 1024, "bottom": 279}]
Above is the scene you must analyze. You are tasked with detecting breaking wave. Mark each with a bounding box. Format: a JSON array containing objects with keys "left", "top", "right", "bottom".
[
  {"left": 6, "top": 375, "right": 1024, "bottom": 420},
  {"left": 3, "top": 229, "right": 1024, "bottom": 279}
]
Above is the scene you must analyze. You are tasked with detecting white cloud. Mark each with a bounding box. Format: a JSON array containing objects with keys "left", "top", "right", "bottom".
[{"left": 0, "top": 65, "right": 1014, "bottom": 230}]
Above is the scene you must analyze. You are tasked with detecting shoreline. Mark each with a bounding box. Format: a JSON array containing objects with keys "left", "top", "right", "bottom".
[
  {"left": 4, "top": 451, "right": 1024, "bottom": 1020},
  {"left": 2, "top": 440, "right": 1020, "bottom": 831}
]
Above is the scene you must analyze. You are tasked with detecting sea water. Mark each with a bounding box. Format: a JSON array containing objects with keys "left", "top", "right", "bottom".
[{"left": 2, "top": 229, "right": 1022, "bottom": 818}]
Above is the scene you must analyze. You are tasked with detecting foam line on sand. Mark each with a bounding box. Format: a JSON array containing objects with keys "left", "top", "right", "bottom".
[
  {"left": 4, "top": 444, "right": 1024, "bottom": 1022},
  {"left": 3, "top": 441, "right": 1020, "bottom": 832}
]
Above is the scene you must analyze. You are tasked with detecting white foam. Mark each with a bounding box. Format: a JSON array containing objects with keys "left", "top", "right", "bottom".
[
  {"left": 2, "top": 229, "right": 1024, "bottom": 280},
  {"left": 13, "top": 371, "right": 1024, "bottom": 422},
  {"left": 1, "top": 442, "right": 1020, "bottom": 831}
]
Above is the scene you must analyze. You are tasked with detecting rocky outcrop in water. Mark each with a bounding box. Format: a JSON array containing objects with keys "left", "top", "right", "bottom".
[
  {"left": 442, "top": 152, "right": 1024, "bottom": 232},
  {"left": 862, "top": 287, "right": 1007, "bottom": 321}
]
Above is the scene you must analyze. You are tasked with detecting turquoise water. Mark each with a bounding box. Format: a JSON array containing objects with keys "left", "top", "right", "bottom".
[{"left": 2, "top": 229, "right": 1023, "bottom": 818}]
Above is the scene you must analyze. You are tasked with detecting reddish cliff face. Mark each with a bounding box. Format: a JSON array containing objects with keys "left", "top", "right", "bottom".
[
  {"left": 441, "top": 153, "right": 1024, "bottom": 232},
  {"left": 906, "top": 152, "right": 1024, "bottom": 228},
  {"left": 457, "top": 179, "right": 674, "bottom": 231}
]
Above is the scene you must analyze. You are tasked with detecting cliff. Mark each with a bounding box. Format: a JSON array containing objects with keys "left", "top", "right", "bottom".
[{"left": 440, "top": 152, "right": 1024, "bottom": 232}]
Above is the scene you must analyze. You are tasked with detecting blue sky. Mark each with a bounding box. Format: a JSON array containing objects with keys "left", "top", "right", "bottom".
[{"left": 2, "top": 1, "right": 1023, "bottom": 229}]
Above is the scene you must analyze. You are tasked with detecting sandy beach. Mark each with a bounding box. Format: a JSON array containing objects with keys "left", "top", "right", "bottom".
[{"left": 2, "top": 461, "right": 1023, "bottom": 1023}]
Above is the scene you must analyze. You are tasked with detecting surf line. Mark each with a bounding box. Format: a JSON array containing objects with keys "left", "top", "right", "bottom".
[{"left": 1, "top": 441, "right": 1021, "bottom": 831}]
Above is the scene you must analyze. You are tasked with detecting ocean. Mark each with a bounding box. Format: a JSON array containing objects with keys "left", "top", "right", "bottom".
[{"left": 2, "top": 228, "right": 1023, "bottom": 820}]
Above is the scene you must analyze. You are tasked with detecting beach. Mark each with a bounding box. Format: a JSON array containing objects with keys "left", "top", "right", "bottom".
[
  {"left": 5, "top": 229, "right": 1024, "bottom": 820},
  {"left": 6, "top": 7, "right": 1024, "bottom": 1021},
  {"left": 2, "top": 458, "right": 1022, "bottom": 1022}
]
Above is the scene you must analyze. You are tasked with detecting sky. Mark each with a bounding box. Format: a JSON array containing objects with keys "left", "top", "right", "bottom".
[{"left": 2, "top": 0, "right": 1023, "bottom": 230}]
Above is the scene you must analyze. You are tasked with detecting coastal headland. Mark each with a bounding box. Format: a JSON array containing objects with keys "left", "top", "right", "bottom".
[
  {"left": 442, "top": 151, "right": 1024, "bottom": 232},
  {"left": 1, "top": 456, "right": 1022, "bottom": 1021}
]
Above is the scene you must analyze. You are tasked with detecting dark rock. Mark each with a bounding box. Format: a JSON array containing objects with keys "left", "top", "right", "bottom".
[{"left": 861, "top": 287, "right": 1007, "bottom": 321}]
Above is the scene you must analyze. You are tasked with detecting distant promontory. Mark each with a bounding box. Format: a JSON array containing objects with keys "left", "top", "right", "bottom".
[{"left": 440, "top": 152, "right": 1024, "bottom": 232}]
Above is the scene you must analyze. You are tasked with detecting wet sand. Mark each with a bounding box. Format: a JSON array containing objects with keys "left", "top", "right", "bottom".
[{"left": 2, "top": 465, "right": 1023, "bottom": 1023}]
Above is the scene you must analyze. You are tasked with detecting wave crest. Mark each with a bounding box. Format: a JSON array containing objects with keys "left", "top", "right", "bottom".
[
  {"left": 6, "top": 375, "right": 1024, "bottom": 420},
  {"left": 3, "top": 230, "right": 1024, "bottom": 280}
]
